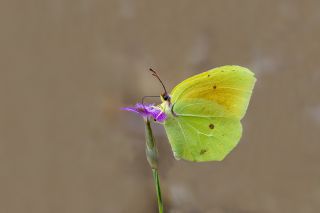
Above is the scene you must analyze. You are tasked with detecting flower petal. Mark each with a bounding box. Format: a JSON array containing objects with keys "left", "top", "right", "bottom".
[{"left": 122, "top": 103, "right": 167, "bottom": 122}]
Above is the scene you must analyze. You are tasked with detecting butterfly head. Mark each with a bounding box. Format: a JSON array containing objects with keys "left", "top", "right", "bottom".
[{"left": 161, "top": 93, "right": 171, "bottom": 102}]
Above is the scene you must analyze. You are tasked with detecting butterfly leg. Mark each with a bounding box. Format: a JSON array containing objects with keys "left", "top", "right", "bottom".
[{"left": 171, "top": 103, "right": 178, "bottom": 117}]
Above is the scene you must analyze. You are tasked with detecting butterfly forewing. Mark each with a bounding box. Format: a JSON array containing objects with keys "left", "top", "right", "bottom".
[{"left": 171, "top": 65, "right": 256, "bottom": 119}]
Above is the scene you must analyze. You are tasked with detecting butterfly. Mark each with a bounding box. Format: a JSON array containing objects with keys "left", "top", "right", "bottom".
[{"left": 152, "top": 65, "right": 256, "bottom": 162}]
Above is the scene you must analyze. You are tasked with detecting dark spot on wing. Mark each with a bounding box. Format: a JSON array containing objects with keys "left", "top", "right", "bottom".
[
  {"left": 213, "top": 85, "right": 217, "bottom": 89},
  {"left": 200, "top": 149, "right": 207, "bottom": 155},
  {"left": 207, "top": 74, "right": 210, "bottom": 77},
  {"left": 209, "top": 123, "right": 214, "bottom": 129}
]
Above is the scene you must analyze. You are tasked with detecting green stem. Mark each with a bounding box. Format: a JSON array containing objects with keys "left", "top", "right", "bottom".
[
  {"left": 152, "top": 169, "right": 163, "bottom": 213},
  {"left": 144, "top": 119, "right": 164, "bottom": 213}
]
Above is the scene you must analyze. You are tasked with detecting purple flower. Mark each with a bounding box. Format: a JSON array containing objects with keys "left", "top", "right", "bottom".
[{"left": 122, "top": 103, "right": 167, "bottom": 122}]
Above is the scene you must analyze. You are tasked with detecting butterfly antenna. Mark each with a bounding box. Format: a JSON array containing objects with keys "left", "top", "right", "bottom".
[{"left": 149, "top": 68, "right": 168, "bottom": 95}]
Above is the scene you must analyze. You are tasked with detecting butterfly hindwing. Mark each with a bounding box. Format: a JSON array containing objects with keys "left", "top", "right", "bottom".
[{"left": 164, "top": 113, "right": 242, "bottom": 162}]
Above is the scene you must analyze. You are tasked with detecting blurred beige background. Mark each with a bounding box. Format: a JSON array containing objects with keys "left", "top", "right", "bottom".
[{"left": 1, "top": 0, "right": 320, "bottom": 212}]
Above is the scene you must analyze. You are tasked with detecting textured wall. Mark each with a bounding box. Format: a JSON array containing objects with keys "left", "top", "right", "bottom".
[{"left": 0, "top": 0, "right": 319, "bottom": 212}]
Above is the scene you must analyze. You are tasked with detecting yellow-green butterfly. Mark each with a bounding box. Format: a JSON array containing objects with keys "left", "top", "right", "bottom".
[{"left": 153, "top": 65, "right": 256, "bottom": 162}]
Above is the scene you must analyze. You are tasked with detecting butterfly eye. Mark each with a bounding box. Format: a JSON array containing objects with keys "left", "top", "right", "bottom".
[{"left": 162, "top": 93, "right": 170, "bottom": 101}]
